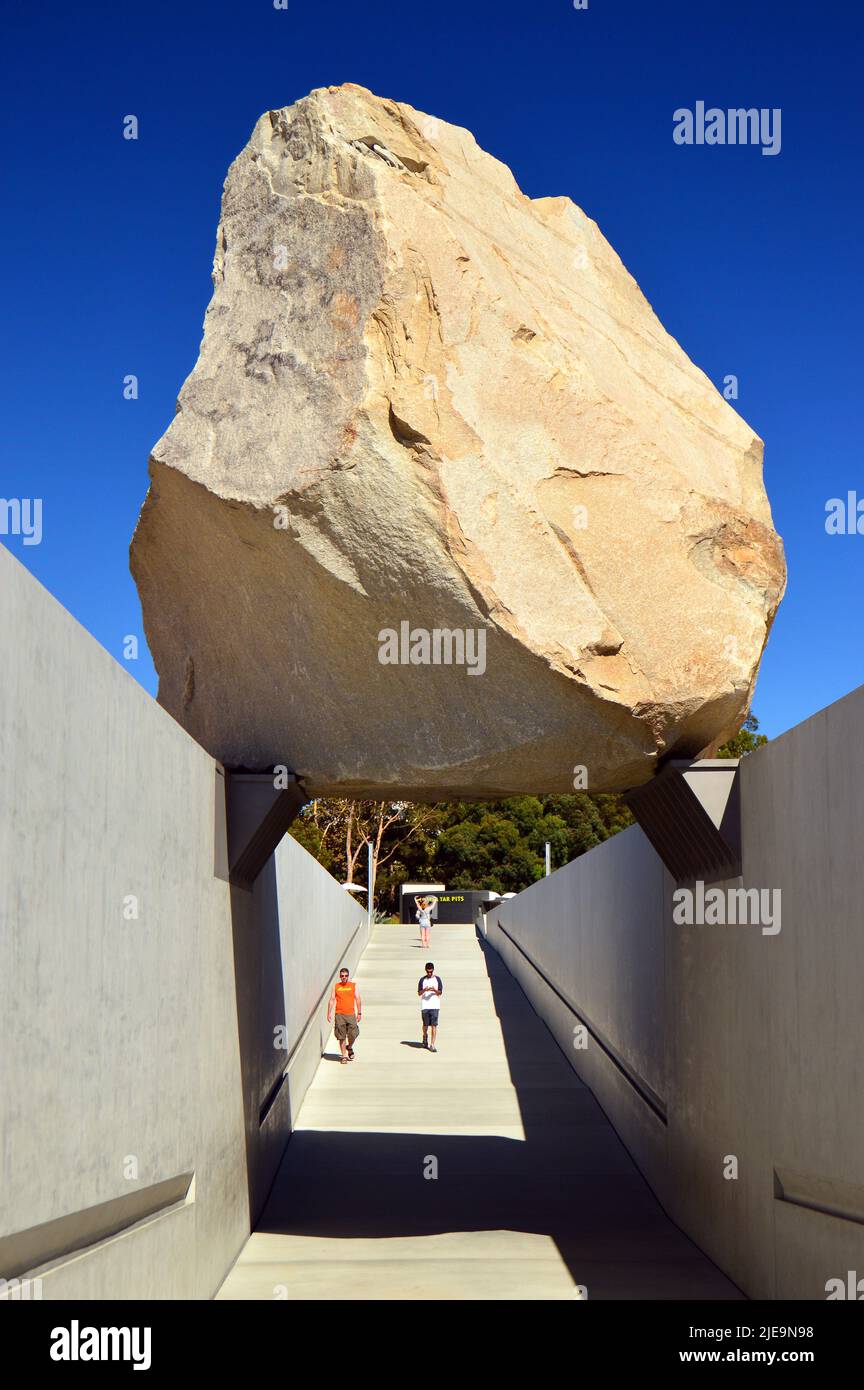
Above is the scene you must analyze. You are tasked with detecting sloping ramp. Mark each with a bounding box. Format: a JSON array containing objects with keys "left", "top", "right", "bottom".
[{"left": 217, "top": 925, "right": 741, "bottom": 1301}]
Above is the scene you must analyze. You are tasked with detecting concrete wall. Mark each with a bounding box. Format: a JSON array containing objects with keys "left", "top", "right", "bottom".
[
  {"left": 0, "top": 545, "right": 367, "bottom": 1299},
  {"left": 485, "top": 684, "right": 864, "bottom": 1300}
]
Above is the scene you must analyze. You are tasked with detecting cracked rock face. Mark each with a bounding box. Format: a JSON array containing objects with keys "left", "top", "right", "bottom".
[{"left": 130, "top": 83, "right": 785, "bottom": 798}]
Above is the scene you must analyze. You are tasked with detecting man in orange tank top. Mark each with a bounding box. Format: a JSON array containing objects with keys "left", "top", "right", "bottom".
[{"left": 327, "top": 967, "right": 362, "bottom": 1065}]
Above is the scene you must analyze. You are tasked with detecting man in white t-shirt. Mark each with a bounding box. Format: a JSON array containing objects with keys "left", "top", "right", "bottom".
[{"left": 418, "top": 962, "right": 443, "bottom": 1052}]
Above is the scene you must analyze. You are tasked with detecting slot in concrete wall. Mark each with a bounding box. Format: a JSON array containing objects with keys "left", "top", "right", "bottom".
[
  {"left": 0, "top": 545, "right": 367, "bottom": 1299},
  {"left": 485, "top": 684, "right": 864, "bottom": 1300}
]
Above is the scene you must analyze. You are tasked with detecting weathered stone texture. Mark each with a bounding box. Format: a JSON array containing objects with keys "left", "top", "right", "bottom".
[{"left": 131, "top": 84, "right": 785, "bottom": 797}]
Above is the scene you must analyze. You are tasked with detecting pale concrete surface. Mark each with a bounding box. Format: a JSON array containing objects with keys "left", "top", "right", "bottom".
[
  {"left": 0, "top": 544, "right": 366, "bottom": 1299},
  {"left": 217, "top": 925, "right": 740, "bottom": 1300},
  {"left": 486, "top": 682, "right": 864, "bottom": 1301}
]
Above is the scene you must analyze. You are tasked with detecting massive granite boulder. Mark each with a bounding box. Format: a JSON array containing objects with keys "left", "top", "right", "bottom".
[{"left": 131, "top": 83, "right": 785, "bottom": 799}]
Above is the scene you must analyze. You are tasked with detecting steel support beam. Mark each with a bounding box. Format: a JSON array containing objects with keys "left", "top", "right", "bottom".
[
  {"left": 624, "top": 758, "right": 741, "bottom": 883},
  {"left": 215, "top": 769, "right": 307, "bottom": 891}
]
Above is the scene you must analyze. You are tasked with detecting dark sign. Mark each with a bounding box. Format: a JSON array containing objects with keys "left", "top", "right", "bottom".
[{"left": 400, "top": 890, "right": 490, "bottom": 924}]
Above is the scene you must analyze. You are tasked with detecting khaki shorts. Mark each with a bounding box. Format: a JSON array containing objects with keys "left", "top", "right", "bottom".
[{"left": 334, "top": 1013, "right": 359, "bottom": 1044}]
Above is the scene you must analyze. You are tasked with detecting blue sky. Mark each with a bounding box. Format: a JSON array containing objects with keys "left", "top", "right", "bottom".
[{"left": 1, "top": 0, "right": 861, "bottom": 738}]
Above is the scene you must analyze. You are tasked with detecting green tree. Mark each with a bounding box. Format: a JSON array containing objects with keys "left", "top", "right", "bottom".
[
  {"left": 292, "top": 790, "right": 634, "bottom": 913},
  {"left": 717, "top": 712, "right": 768, "bottom": 759},
  {"left": 292, "top": 719, "right": 769, "bottom": 911}
]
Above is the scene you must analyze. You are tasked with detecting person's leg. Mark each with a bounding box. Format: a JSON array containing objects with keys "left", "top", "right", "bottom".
[
  {"left": 347, "top": 1018, "right": 358, "bottom": 1059},
  {"left": 421, "top": 1009, "right": 429, "bottom": 1046},
  {"left": 335, "top": 1016, "right": 348, "bottom": 1062},
  {"left": 429, "top": 1011, "right": 439, "bottom": 1051}
]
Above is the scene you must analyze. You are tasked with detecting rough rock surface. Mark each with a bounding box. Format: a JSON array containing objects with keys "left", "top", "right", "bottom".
[{"left": 131, "top": 84, "right": 785, "bottom": 799}]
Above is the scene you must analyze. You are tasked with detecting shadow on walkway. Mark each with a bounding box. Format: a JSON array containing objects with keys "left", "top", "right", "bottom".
[{"left": 252, "top": 931, "right": 741, "bottom": 1299}]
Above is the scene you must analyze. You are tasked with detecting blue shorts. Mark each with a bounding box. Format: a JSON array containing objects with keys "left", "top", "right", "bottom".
[{"left": 421, "top": 1009, "right": 439, "bottom": 1027}]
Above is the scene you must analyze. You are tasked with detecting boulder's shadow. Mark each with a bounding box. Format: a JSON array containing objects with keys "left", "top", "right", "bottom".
[{"left": 254, "top": 934, "right": 743, "bottom": 1300}]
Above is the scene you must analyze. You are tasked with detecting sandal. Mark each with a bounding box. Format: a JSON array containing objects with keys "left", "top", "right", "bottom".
[
  {"left": 340, "top": 1057, "right": 348, "bottom": 1065},
  {"left": 347, "top": 1047, "right": 355, "bottom": 1060}
]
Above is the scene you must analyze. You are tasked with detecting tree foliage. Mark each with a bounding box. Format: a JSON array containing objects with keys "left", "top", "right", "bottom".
[
  {"left": 290, "top": 715, "right": 767, "bottom": 914},
  {"left": 716, "top": 712, "right": 768, "bottom": 759},
  {"left": 290, "top": 792, "right": 633, "bottom": 915}
]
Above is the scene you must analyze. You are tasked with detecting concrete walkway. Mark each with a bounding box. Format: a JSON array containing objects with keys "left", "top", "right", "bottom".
[{"left": 217, "top": 925, "right": 741, "bottom": 1301}]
